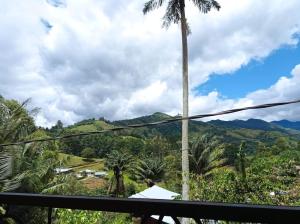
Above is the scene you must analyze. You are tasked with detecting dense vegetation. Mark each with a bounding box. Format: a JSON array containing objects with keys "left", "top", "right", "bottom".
[{"left": 0, "top": 96, "right": 299, "bottom": 223}]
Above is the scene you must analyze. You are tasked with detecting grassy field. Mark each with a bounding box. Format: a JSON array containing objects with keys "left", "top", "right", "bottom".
[
  {"left": 69, "top": 120, "right": 114, "bottom": 132},
  {"left": 81, "top": 177, "right": 107, "bottom": 190},
  {"left": 58, "top": 153, "right": 105, "bottom": 172}
]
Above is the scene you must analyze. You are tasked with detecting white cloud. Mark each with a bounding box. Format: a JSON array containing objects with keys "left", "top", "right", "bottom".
[
  {"left": 0, "top": 0, "right": 300, "bottom": 127},
  {"left": 190, "top": 64, "right": 300, "bottom": 121}
]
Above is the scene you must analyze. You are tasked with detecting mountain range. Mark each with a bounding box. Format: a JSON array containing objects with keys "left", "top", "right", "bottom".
[
  {"left": 69, "top": 112, "right": 300, "bottom": 137},
  {"left": 56, "top": 112, "right": 300, "bottom": 157}
]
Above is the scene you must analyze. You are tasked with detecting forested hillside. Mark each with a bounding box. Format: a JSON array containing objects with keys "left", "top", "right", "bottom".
[{"left": 49, "top": 112, "right": 300, "bottom": 159}]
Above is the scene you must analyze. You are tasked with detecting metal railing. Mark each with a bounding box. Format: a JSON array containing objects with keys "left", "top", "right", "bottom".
[{"left": 0, "top": 193, "right": 300, "bottom": 224}]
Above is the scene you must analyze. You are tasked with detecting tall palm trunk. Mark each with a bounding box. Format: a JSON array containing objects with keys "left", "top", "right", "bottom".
[
  {"left": 180, "top": 0, "right": 189, "bottom": 203},
  {"left": 115, "top": 167, "right": 120, "bottom": 197}
]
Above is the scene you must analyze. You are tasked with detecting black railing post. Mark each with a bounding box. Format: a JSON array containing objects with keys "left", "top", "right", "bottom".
[
  {"left": 0, "top": 193, "right": 299, "bottom": 223},
  {"left": 158, "top": 214, "right": 164, "bottom": 223},
  {"left": 172, "top": 216, "right": 181, "bottom": 224},
  {"left": 48, "top": 207, "right": 53, "bottom": 224}
]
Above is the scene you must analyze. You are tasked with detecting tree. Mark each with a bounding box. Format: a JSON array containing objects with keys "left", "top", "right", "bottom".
[
  {"left": 0, "top": 98, "right": 36, "bottom": 144},
  {"left": 15, "top": 130, "right": 59, "bottom": 193},
  {"left": 189, "top": 134, "right": 226, "bottom": 176},
  {"left": 236, "top": 141, "right": 247, "bottom": 181},
  {"left": 143, "top": 0, "right": 221, "bottom": 206},
  {"left": 105, "top": 150, "right": 133, "bottom": 197},
  {"left": 50, "top": 120, "right": 64, "bottom": 136},
  {"left": 0, "top": 98, "right": 59, "bottom": 223},
  {"left": 143, "top": 135, "right": 170, "bottom": 159},
  {"left": 0, "top": 98, "right": 36, "bottom": 192},
  {"left": 81, "top": 147, "right": 96, "bottom": 159},
  {"left": 134, "top": 158, "right": 165, "bottom": 186}
]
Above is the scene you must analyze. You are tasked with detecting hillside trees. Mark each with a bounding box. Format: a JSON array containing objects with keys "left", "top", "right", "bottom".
[
  {"left": 81, "top": 147, "right": 96, "bottom": 160},
  {"left": 190, "top": 140, "right": 300, "bottom": 205}
]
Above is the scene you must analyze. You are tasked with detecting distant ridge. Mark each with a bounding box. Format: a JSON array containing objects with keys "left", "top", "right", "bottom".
[
  {"left": 113, "top": 112, "right": 172, "bottom": 125},
  {"left": 208, "top": 119, "right": 283, "bottom": 131},
  {"left": 112, "top": 112, "right": 300, "bottom": 133},
  {"left": 59, "top": 112, "right": 300, "bottom": 152},
  {"left": 271, "top": 120, "right": 300, "bottom": 131},
  {"left": 68, "top": 112, "right": 300, "bottom": 139}
]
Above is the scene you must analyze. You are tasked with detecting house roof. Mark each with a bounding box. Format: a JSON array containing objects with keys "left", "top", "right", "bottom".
[
  {"left": 95, "top": 171, "right": 108, "bottom": 175},
  {"left": 83, "top": 169, "right": 94, "bottom": 173},
  {"left": 129, "top": 185, "right": 179, "bottom": 200},
  {"left": 54, "top": 168, "right": 72, "bottom": 173},
  {"left": 129, "top": 185, "right": 180, "bottom": 224}
]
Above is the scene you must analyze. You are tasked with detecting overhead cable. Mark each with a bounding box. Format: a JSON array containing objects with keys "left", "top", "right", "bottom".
[{"left": 1, "top": 99, "right": 299, "bottom": 147}]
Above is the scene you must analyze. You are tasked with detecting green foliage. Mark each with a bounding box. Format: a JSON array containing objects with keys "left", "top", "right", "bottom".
[
  {"left": 236, "top": 141, "right": 247, "bottom": 180},
  {"left": 143, "top": 136, "right": 171, "bottom": 158},
  {"left": 133, "top": 157, "right": 165, "bottom": 186},
  {"left": 42, "top": 175, "right": 88, "bottom": 195},
  {"left": 56, "top": 209, "right": 131, "bottom": 224},
  {"left": 113, "top": 136, "right": 144, "bottom": 155},
  {"left": 0, "top": 98, "right": 64, "bottom": 223},
  {"left": 56, "top": 209, "right": 103, "bottom": 224},
  {"left": 49, "top": 120, "right": 64, "bottom": 136},
  {"left": 191, "top": 147, "right": 300, "bottom": 205},
  {"left": 81, "top": 147, "right": 96, "bottom": 159},
  {"left": 189, "top": 135, "right": 227, "bottom": 176},
  {"left": 106, "top": 150, "right": 133, "bottom": 196},
  {"left": 0, "top": 98, "right": 36, "bottom": 144},
  {"left": 143, "top": 0, "right": 220, "bottom": 32},
  {"left": 0, "top": 98, "right": 40, "bottom": 193}
]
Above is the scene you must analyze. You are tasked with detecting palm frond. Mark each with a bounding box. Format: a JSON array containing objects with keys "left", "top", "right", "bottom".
[
  {"left": 134, "top": 158, "right": 165, "bottom": 183},
  {"left": 189, "top": 134, "right": 226, "bottom": 175},
  {"left": 1, "top": 173, "right": 24, "bottom": 192},
  {"left": 143, "top": 0, "right": 166, "bottom": 14},
  {"left": 162, "top": 0, "right": 181, "bottom": 28},
  {"left": 0, "top": 154, "right": 12, "bottom": 180},
  {"left": 191, "top": 0, "right": 221, "bottom": 13}
]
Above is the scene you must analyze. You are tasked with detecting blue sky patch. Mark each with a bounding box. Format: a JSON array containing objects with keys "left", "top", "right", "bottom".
[{"left": 196, "top": 42, "right": 300, "bottom": 99}]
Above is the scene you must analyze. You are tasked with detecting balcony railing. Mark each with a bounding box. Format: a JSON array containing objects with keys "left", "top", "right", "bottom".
[{"left": 0, "top": 193, "right": 300, "bottom": 224}]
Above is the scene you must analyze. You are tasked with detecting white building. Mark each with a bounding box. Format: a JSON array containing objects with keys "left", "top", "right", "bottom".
[
  {"left": 94, "top": 171, "right": 108, "bottom": 178},
  {"left": 129, "top": 185, "right": 180, "bottom": 224},
  {"left": 79, "top": 169, "right": 95, "bottom": 177},
  {"left": 54, "top": 168, "right": 73, "bottom": 174}
]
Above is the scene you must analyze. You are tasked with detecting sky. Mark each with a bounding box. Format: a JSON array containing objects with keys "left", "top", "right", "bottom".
[
  {"left": 198, "top": 42, "right": 300, "bottom": 98},
  {"left": 0, "top": 0, "right": 300, "bottom": 127}
]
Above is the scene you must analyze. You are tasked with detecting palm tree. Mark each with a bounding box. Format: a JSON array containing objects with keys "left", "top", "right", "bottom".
[
  {"left": 189, "top": 134, "right": 227, "bottom": 176},
  {"left": 0, "top": 98, "right": 36, "bottom": 145},
  {"left": 0, "top": 98, "right": 36, "bottom": 192},
  {"left": 105, "top": 150, "right": 133, "bottom": 197},
  {"left": 143, "top": 0, "right": 221, "bottom": 203},
  {"left": 236, "top": 141, "right": 247, "bottom": 181},
  {"left": 134, "top": 158, "right": 165, "bottom": 187}
]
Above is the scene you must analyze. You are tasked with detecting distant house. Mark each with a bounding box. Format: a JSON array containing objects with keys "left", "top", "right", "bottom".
[
  {"left": 54, "top": 168, "right": 73, "bottom": 175},
  {"left": 75, "top": 173, "right": 84, "bottom": 179},
  {"left": 79, "top": 169, "right": 95, "bottom": 177},
  {"left": 94, "top": 171, "right": 108, "bottom": 178},
  {"left": 129, "top": 185, "right": 180, "bottom": 224}
]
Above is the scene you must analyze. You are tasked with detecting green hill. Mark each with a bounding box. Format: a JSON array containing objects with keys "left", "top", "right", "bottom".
[{"left": 52, "top": 112, "right": 300, "bottom": 158}]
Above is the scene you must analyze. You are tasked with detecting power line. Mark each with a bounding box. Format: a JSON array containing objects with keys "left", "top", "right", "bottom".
[{"left": 1, "top": 99, "right": 300, "bottom": 147}]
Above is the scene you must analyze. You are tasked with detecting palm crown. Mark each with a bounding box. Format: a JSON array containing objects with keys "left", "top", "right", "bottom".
[{"left": 143, "top": 0, "right": 220, "bottom": 32}]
